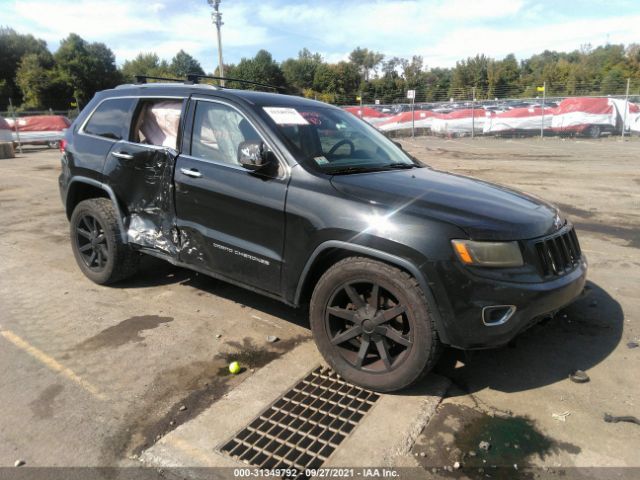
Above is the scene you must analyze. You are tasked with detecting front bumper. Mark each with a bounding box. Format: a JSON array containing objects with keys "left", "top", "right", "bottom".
[{"left": 430, "top": 257, "right": 588, "bottom": 349}]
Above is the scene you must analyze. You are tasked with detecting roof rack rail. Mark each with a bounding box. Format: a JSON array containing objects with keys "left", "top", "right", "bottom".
[
  {"left": 134, "top": 75, "right": 191, "bottom": 84},
  {"left": 186, "top": 73, "right": 283, "bottom": 92}
]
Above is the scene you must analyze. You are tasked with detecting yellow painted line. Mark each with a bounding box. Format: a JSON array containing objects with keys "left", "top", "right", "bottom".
[{"left": 0, "top": 330, "right": 106, "bottom": 401}]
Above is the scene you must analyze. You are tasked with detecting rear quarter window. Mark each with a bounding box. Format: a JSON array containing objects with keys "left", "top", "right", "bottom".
[{"left": 83, "top": 98, "right": 135, "bottom": 140}]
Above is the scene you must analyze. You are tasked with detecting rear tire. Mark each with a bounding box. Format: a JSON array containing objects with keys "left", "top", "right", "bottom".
[
  {"left": 310, "top": 257, "right": 441, "bottom": 392},
  {"left": 70, "top": 198, "right": 139, "bottom": 284},
  {"left": 585, "top": 125, "right": 601, "bottom": 138}
]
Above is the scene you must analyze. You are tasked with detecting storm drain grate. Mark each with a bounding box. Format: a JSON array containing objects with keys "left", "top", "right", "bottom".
[{"left": 221, "top": 366, "right": 380, "bottom": 472}]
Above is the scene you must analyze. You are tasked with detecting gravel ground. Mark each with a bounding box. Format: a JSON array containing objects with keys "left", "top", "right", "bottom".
[{"left": 399, "top": 136, "right": 640, "bottom": 476}]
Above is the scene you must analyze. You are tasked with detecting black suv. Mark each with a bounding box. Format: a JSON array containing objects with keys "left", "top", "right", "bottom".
[{"left": 59, "top": 79, "right": 587, "bottom": 392}]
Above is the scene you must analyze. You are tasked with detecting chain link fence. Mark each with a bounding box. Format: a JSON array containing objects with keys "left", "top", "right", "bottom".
[
  {"left": 339, "top": 78, "right": 640, "bottom": 140},
  {"left": 1, "top": 108, "right": 79, "bottom": 120},
  {"left": 346, "top": 94, "right": 639, "bottom": 141}
]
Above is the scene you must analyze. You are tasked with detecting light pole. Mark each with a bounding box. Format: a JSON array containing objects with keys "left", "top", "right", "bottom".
[{"left": 207, "top": 0, "right": 225, "bottom": 86}]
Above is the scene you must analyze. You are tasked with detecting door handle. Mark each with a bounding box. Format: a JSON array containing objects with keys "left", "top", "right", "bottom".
[
  {"left": 111, "top": 151, "right": 134, "bottom": 160},
  {"left": 180, "top": 168, "right": 202, "bottom": 178}
]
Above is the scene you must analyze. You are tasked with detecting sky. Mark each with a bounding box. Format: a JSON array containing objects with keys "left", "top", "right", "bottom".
[{"left": 3, "top": 0, "right": 640, "bottom": 72}]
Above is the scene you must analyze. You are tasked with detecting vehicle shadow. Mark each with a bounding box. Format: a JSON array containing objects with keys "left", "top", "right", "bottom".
[
  {"left": 117, "top": 259, "right": 623, "bottom": 396},
  {"left": 432, "top": 281, "right": 624, "bottom": 395},
  {"left": 115, "top": 256, "right": 309, "bottom": 329}
]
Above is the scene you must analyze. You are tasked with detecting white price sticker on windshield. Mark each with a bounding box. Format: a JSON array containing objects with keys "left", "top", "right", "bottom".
[{"left": 263, "top": 107, "right": 309, "bottom": 125}]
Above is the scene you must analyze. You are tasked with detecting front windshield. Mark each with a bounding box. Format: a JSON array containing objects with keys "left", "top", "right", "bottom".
[{"left": 259, "top": 105, "right": 418, "bottom": 174}]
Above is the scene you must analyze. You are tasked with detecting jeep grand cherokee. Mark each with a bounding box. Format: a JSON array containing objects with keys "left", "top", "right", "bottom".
[{"left": 59, "top": 78, "right": 587, "bottom": 392}]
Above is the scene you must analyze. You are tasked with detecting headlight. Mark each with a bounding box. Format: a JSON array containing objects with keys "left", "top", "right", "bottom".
[{"left": 451, "top": 240, "right": 524, "bottom": 267}]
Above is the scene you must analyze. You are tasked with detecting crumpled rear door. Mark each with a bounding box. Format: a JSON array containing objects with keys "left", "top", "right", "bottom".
[{"left": 103, "top": 141, "right": 179, "bottom": 256}]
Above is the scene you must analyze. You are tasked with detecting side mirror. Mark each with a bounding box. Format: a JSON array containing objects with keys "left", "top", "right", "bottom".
[
  {"left": 392, "top": 140, "right": 404, "bottom": 150},
  {"left": 238, "top": 140, "right": 271, "bottom": 171}
]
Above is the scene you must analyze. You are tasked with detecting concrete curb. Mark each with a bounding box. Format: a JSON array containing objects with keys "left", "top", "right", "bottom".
[
  {"left": 140, "top": 340, "right": 448, "bottom": 475},
  {"left": 140, "top": 341, "right": 322, "bottom": 471},
  {"left": 327, "top": 374, "right": 450, "bottom": 468}
]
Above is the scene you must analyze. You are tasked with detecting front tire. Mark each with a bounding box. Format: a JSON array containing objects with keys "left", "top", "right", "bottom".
[
  {"left": 310, "top": 257, "right": 441, "bottom": 392},
  {"left": 70, "top": 198, "right": 139, "bottom": 284}
]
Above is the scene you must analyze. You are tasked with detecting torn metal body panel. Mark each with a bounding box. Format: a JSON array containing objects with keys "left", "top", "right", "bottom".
[{"left": 103, "top": 142, "right": 179, "bottom": 256}]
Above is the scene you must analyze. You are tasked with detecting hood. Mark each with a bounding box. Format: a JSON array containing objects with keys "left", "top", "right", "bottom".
[{"left": 330, "top": 167, "right": 561, "bottom": 240}]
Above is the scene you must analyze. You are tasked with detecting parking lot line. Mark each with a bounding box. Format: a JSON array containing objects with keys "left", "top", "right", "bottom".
[{"left": 0, "top": 329, "right": 106, "bottom": 401}]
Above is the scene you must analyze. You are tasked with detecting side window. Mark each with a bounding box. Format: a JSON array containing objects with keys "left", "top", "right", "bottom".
[
  {"left": 83, "top": 98, "right": 134, "bottom": 140},
  {"left": 131, "top": 99, "right": 183, "bottom": 149},
  {"left": 191, "top": 102, "right": 261, "bottom": 165}
]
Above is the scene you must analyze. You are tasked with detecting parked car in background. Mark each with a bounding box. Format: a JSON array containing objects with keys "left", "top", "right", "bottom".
[
  {"left": 551, "top": 97, "right": 618, "bottom": 138},
  {"left": 5, "top": 115, "right": 70, "bottom": 148}
]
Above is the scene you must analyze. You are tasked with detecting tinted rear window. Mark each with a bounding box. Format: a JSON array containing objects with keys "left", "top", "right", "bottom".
[{"left": 83, "top": 98, "right": 135, "bottom": 140}]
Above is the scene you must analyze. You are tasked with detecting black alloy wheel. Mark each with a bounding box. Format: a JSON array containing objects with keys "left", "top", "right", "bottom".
[
  {"left": 69, "top": 198, "right": 140, "bottom": 284},
  {"left": 325, "top": 281, "right": 413, "bottom": 372},
  {"left": 310, "top": 257, "right": 441, "bottom": 392},
  {"left": 75, "top": 214, "right": 108, "bottom": 271}
]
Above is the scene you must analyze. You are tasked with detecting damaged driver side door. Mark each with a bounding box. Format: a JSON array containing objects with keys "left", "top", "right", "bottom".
[{"left": 102, "top": 97, "right": 186, "bottom": 257}]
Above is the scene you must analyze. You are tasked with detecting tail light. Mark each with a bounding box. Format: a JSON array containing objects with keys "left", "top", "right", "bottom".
[{"left": 59, "top": 138, "right": 67, "bottom": 152}]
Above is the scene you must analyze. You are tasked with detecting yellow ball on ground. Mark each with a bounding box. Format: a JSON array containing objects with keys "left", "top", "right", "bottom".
[{"left": 229, "top": 361, "right": 241, "bottom": 374}]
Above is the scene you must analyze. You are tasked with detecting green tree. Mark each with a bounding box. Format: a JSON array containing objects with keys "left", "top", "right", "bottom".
[
  {"left": 226, "top": 49, "right": 287, "bottom": 89},
  {"left": 450, "top": 54, "right": 490, "bottom": 99},
  {"left": 282, "top": 48, "right": 323, "bottom": 93},
  {"left": 402, "top": 55, "right": 426, "bottom": 88},
  {"left": 367, "top": 57, "right": 405, "bottom": 103},
  {"left": 312, "top": 63, "right": 337, "bottom": 94},
  {"left": 422, "top": 68, "right": 451, "bottom": 102},
  {"left": 487, "top": 54, "right": 521, "bottom": 98},
  {"left": 0, "top": 27, "right": 49, "bottom": 108},
  {"left": 15, "top": 52, "right": 52, "bottom": 109},
  {"left": 15, "top": 52, "right": 72, "bottom": 109},
  {"left": 121, "top": 52, "right": 171, "bottom": 82},
  {"left": 349, "top": 47, "right": 384, "bottom": 81},
  {"left": 601, "top": 66, "right": 627, "bottom": 94},
  {"left": 313, "top": 61, "right": 360, "bottom": 104},
  {"left": 54, "top": 34, "right": 121, "bottom": 103},
  {"left": 381, "top": 57, "right": 402, "bottom": 77},
  {"left": 170, "top": 50, "right": 204, "bottom": 77}
]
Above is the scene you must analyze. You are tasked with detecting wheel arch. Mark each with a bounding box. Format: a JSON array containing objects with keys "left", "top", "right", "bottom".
[
  {"left": 66, "top": 177, "right": 127, "bottom": 242},
  {"left": 294, "top": 240, "right": 450, "bottom": 344}
]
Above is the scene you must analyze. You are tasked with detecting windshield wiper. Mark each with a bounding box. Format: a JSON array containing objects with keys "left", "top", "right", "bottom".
[
  {"left": 384, "top": 162, "right": 417, "bottom": 169},
  {"left": 326, "top": 166, "right": 387, "bottom": 175},
  {"left": 326, "top": 163, "right": 418, "bottom": 175}
]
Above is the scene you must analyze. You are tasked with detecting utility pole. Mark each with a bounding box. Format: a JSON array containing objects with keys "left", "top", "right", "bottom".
[
  {"left": 622, "top": 78, "right": 630, "bottom": 140},
  {"left": 8, "top": 97, "right": 22, "bottom": 154},
  {"left": 208, "top": 0, "right": 225, "bottom": 86}
]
